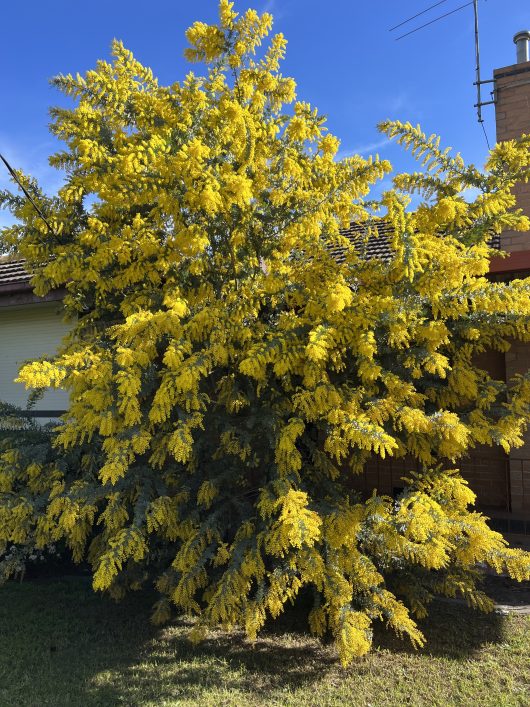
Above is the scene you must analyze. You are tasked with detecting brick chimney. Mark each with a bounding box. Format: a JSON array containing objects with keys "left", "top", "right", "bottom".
[
  {"left": 493, "top": 32, "right": 530, "bottom": 516},
  {"left": 494, "top": 30, "right": 530, "bottom": 254}
]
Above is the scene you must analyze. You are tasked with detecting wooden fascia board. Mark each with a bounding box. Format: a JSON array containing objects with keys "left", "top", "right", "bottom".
[{"left": 489, "top": 250, "right": 530, "bottom": 273}]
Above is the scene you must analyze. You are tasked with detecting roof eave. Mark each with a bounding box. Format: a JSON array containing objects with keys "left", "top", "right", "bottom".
[{"left": 0, "top": 281, "right": 32, "bottom": 295}]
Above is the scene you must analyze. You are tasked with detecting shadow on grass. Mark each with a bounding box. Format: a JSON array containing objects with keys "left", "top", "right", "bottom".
[{"left": 0, "top": 577, "right": 509, "bottom": 706}]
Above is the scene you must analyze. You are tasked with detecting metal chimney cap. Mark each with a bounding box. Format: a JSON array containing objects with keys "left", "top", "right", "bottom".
[
  {"left": 513, "top": 30, "right": 530, "bottom": 43},
  {"left": 514, "top": 30, "right": 530, "bottom": 63}
]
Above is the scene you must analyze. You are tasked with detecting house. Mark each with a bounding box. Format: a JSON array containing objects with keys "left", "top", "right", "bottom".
[
  {"left": 0, "top": 258, "right": 69, "bottom": 420},
  {"left": 467, "top": 31, "right": 530, "bottom": 530},
  {"left": 352, "top": 31, "right": 530, "bottom": 534},
  {"left": 1, "top": 31, "right": 529, "bottom": 531}
]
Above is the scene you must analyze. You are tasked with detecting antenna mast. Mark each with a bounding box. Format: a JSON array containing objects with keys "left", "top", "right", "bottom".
[
  {"left": 391, "top": 1, "right": 495, "bottom": 127},
  {"left": 473, "top": 0, "right": 495, "bottom": 123}
]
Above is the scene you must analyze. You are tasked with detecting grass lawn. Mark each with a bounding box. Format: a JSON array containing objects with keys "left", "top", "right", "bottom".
[{"left": 0, "top": 577, "right": 528, "bottom": 706}]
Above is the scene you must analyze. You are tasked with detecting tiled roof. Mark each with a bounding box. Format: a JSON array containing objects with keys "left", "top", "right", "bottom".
[
  {"left": 0, "top": 258, "right": 31, "bottom": 291},
  {"left": 0, "top": 224, "right": 503, "bottom": 292},
  {"left": 333, "top": 220, "right": 397, "bottom": 263},
  {"left": 331, "top": 221, "right": 501, "bottom": 264}
]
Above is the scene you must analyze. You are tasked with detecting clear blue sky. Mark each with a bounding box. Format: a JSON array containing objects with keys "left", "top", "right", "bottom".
[{"left": 1, "top": 0, "right": 528, "bottom": 224}]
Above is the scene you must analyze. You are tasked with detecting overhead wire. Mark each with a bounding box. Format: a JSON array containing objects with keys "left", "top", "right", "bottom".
[
  {"left": 481, "top": 121, "right": 491, "bottom": 150},
  {"left": 388, "top": 0, "right": 452, "bottom": 32},
  {"left": 390, "top": 1, "right": 493, "bottom": 148},
  {"left": 394, "top": 1, "right": 474, "bottom": 41},
  {"left": 0, "top": 152, "right": 54, "bottom": 234}
]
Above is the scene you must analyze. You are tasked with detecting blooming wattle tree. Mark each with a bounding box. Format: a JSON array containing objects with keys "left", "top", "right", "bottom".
[{"left": 1, "top": 1, "right": 530, "bottom": 665}]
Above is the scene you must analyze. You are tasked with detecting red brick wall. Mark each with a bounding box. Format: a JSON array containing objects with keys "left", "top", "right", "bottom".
[
  {"left": 354, "top": 453, "right": 510, "bottom": 511},
  {"left": 354, "top": 348, "right": 511, "bottom": 510},
  {"left": 505, "top": 340, "right": 530, "bottom": 512},
  {"left": 490, "top": 55, "right": 530, "bottom": 513},
  {"left": 494, "top": 60, "right": 530, "bottom": 252}
]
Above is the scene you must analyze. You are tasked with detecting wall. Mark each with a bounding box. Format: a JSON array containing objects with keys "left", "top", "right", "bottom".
[
  {"left": 494, "top": 56, "right": 530, "bottom": 513},
  {"left": 494, "top": 59, "right": 530, "bottom": 252},
  {"left": 504, "top": 341, "right": 530, "bottom": 512},
  {"left": 0, "top": 301, "right": 70, "bottom": 417}
]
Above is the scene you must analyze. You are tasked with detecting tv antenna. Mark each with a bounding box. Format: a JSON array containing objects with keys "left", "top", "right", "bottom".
[
  {"left": 390, "top": 0, "right": 494, "bottom": 142},
  {"left": 472, "top": 0, "right": 495, "bottom": 128}
]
